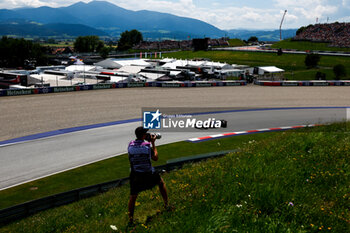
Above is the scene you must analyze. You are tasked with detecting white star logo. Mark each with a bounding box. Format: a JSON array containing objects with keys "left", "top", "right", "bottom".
[{"left": 151, "top": 109, "right": 162, "bottom": 122}]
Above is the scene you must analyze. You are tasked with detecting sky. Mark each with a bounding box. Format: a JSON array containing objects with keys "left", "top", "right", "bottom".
[{"left": 1, "top": 0, "right": 350, "bottom": 30}]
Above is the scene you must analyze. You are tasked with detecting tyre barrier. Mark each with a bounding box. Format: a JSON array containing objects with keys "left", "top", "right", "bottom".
[
  {"left": 0, "top": 149, "right": 238, "bottom": 226},
  {"left": 0, "top": 81, "right": 246, "bottom": 97},
  {"left": 255, "top": 80, "right": 350, "bottom": 86}
]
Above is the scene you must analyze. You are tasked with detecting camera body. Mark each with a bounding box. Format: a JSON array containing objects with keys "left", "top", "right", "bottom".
[{"left": 145, "top": 133, "right": 162, "bottom": 141}]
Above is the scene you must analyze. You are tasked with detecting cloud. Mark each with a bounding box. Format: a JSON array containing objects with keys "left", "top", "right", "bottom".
[
  {"left": 343, "top": 0, "right": 350, "bottom": 7},
  {"left": 0, "top": 0, "right": 90, "bottom": 9},
  {"left": 113, "top": 1, "right": 289, "bottom": 29},
  {"left": 274, "top": 0, "right": 338, "bottom": 18}
]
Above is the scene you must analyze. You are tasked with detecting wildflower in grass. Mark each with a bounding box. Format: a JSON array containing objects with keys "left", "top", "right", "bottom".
[
  {"left": 288, "top": 202, "right": 294, "bottom": 206},
  {"left": 110, "top": 225, "right": 118, "bottom": 231},
  {"left": 236, "top": 204, "right": 242, "bottom": 208}
]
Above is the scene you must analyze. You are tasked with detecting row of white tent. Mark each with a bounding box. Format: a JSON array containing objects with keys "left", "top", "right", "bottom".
[{"left": 36, "top": 58, "right": 285, "bottom": 83}]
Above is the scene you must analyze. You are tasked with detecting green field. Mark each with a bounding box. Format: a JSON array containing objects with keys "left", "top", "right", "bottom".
[
  {"left": 1, "top": 123, "right": 349, "bottom": 232},
  {"left": 228, "top": 39, "right": 246, "bottom": 47},
  {"left": 271, "top": 39, "right": 350, "bottom": 53},
  {"left": 166, "top": 50, "right": 350, "bottom": 80}
]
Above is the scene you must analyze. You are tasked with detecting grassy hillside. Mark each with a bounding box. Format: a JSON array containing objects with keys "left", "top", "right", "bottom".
[
  {"left": 272, "top": 39, "right": 350, "bottom": 52},
  {"left": 166, "top": 50, "right": 350, "bottom": 80},
  {"left": 1, "top": 123, "right": 349, "bottom": 232},
  {"left": 228, "top": 39, "right": 245, "bottom": 47}
]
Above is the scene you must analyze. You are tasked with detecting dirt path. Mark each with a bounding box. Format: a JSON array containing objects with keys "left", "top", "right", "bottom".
[{"left": 0, "top": 86, "right": 349, "bottom": 141}]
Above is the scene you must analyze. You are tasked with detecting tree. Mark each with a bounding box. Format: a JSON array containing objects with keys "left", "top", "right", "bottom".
[
  {"left": 296, "top": 26, "right": 306, "bottom": 36},
  {"left": 247, "top": 36, "right": 258, "bottom": 43},
  {"left": 74, "top": 36, "right": 104, "bottom": 53},
  {"left": 99, "top": 46, "right": 112, "bottom": 59},
  {"left": 315, "top": 71, "right": 326, "bottom": 80},
  {"left": 296, "top": 24, "right": 313, "bottom": 36},
  {"left": 277, "top": 48, "right": 283, "bottom": 56},
  {"left": 333, "top": 64, "right": 347, "bottom": 80},
  {"left": 0, "top": 36, "right": 47, "bottom": 68},
  {"left": 305, "top": 53, "right": 321, "bottom": 68},
  {"left": 47, "top": 38, "right": 56, "bottom": 44},
  {"left": 117, "top": 30, "right": 143, "bottom": 51}
]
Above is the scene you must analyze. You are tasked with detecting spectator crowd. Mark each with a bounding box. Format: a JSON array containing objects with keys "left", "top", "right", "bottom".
[
  {"left": 133, "top": 38, "right": 229, "bottom": 50},
  {"left": 294, "top": 22, "right": 350, "bottom": 48}
]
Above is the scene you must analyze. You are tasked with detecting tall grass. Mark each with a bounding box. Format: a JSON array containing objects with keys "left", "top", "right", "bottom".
[
  {"left": 1, "top": 123, "right": 349, "bottom": 232},
  {"left": 272, "top": 39, "right": 350, "bottom": 52},
  {"left": 228, "top": 39, "right": 246, "bottom": 47}
]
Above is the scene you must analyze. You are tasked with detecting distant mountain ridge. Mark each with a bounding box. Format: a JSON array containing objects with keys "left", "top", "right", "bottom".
[
  {"left": 0, "top": 1, "right": 298, "bottom": 41},
  {"left": 0, "top": 20, "right": 108, "bottom": 37},
  {"left": 0, "top": 0, "right": 226, "bottom": 39},
  {"left": 227, "top": 29, "right": 298, "bottom": 41}
]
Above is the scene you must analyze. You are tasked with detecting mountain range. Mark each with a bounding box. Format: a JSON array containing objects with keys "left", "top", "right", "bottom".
[
  {"left": 0, "top": 20, "right": 108, "bottom": 37},
  {"left": 0, "top": 1, "right": 225, "bottom": 39},
  {"left": 0, "top": 1, "right": 297, "bottom": 41},
  {"left": 227, "top": 29, "right": 297, "bottom": 41}
]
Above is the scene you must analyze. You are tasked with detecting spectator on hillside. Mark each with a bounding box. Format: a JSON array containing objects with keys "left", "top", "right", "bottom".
[{"left": 294, "top": 22, "right": 350, "bottom": 48}]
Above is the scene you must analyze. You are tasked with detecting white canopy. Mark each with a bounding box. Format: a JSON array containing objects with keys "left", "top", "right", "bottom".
[
  {"left": 117, "top": 66, "right": 143, "bottom": 74},
  {"left": 112, "top": 59, "right": 151, "bottom": 67},
  {"left": 259, "top": 66, "right": 285, "bottom": 73},
  {"left": 139, "top": 72, "right": 166, "bottom": 81},
  {"left": 65, "top": 65, "right": 96, "bottom": 72}
]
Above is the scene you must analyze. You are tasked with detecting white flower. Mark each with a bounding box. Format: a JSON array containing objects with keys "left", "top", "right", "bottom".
[
  {"left": 110, "top": 225, "right": 118, "bottom": 231},
  {"left": 236, "top": 204, "right": 242, "bottom": 208}
]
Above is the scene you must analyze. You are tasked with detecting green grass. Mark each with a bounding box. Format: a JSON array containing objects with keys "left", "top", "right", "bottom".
[
  {"left": 1, "top": 123, "right": 349, "bottom": 232},
  {"left": 228, "top": 39, "right": 246, "bottom": 47},
  {"left": 0, "top": 133, "right": 270, "bottom": 210},
  {"left": 41, "top": 42, "right": 74, "bottom": 47},
  {"left": 271, "top": 39, "right": 350, "bottom": 52},
  {"left": 167, "top": 50, "right": 350, "bottom": 80},
  {"left": 284, "top": 68, "right": 340, "bottom": 81}
]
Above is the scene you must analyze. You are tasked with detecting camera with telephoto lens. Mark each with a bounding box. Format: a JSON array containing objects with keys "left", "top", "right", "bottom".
[{"left": 145, "top": 133, "right": 162, "bottom": 141}]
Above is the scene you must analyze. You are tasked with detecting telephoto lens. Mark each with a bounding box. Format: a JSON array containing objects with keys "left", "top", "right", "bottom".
[
  {"left": 154, "top": 133, "right": 162, "bottom": 139},
  {"left": 145, "top": 133, "right": 162, "bottom": 141}
]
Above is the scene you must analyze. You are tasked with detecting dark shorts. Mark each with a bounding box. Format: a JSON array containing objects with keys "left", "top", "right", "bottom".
[{"left": 130, "top": 171, "right": 161, "bottom": 195}]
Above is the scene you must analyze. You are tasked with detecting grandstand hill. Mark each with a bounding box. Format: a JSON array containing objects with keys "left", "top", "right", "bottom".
[{"left": 294, "top": 22, "right": 350, "bottom": 48}]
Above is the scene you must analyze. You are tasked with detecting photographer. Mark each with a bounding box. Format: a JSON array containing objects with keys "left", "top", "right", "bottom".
[{"left": 127, "top": 127, "right": 168, "bottom": 225}]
